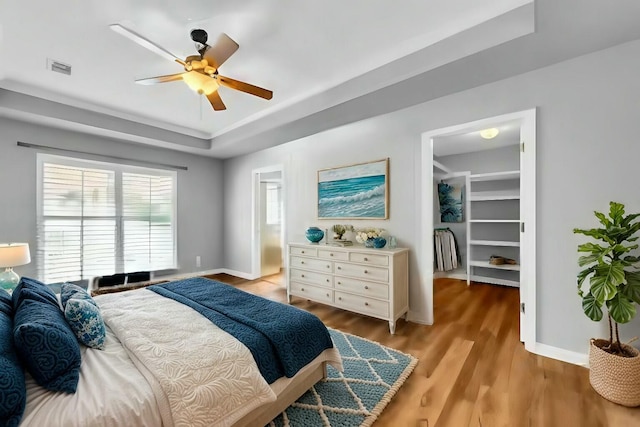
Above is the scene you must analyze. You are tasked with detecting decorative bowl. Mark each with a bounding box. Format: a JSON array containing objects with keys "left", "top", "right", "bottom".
[
  {"left": 305, "top": 227, "right": 324, "bottom": 243},
  {"left": 373, "top": 237, "right": 387, "bottom": 248}
]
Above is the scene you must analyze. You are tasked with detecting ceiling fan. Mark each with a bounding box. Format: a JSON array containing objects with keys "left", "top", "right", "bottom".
[{"left": 110, "top": 24, "right": 273, "bottom": 111}]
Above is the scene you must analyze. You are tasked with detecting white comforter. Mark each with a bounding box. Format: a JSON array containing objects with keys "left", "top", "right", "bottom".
[{"left": 96, "top": 289, "right": 277, "bottom": 427}]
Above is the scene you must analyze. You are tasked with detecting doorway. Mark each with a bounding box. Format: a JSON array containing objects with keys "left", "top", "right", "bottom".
[
  {"left": 421, "top": 109, "right": 536, "bottom": 351},
  {"left": 252, "top": 165, "right": 285, "bottom": 279}
]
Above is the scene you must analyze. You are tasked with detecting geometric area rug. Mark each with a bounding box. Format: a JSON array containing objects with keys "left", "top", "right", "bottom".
[{"left": 268, "top": 328, "right": 418, "bottom": 427}]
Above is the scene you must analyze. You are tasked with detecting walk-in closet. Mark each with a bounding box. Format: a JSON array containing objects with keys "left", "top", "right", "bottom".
[{"left": 432, "top": 121, "right": 521, "bottom": 288}]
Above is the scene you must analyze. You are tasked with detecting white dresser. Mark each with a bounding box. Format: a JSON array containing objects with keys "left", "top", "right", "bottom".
[{"left": 287, "top": 243, "right": 409, "bottom": 334}]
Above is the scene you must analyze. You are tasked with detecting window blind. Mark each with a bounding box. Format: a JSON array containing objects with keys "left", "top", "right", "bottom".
[{"left": 37, "top": 155, "right": 176, "bottom": 283}]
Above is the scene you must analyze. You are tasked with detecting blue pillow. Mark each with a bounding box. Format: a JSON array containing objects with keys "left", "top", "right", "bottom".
[
  {"left": 12, "top": 277, "right": 58, "bottom": 309},
  {"left": 0, "top": 289, "right": 26, "bottom": 426},
  {"left": 61, "top": 283, "right": 95, "bottom": 308},
  {"left": 64, "top": 299, "right": 106, "bottom": 349},
  {"left": 61, "top": 283, "right": 106, "bottom": 350},
  {"left": 13, "top": 289, "right": 81, "bottom": 394}
]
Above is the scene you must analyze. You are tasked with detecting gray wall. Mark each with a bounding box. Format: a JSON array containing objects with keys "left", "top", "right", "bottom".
[
  {"left": 223, "top": 39, "right": 640, "bottom": 354},
  {"left": 0, "top": 117, "right": 225, "bottom": 279}
]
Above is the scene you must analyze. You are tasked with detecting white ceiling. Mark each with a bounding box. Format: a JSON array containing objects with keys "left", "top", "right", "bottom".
[
  {"left": 433, "top": 120, "right": 521, "bottom": 157},
  {"left": 1, "top": 1, "right": 640, "bottom": 158}
]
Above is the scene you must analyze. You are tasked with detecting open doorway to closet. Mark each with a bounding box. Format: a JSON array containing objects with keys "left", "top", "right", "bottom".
[
  {"left": 421, "top": 109, "right": 536, "bottom": 351},
  {"left": 251, "top": 165, "right": 285, "bottom": 279}
]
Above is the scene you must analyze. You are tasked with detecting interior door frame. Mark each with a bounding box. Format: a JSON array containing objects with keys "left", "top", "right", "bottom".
[
  {"left": 420, "top": 108, "right": 536, "bottom": 352},
  {"left": 251, "top": 164, "right": 286, "bottom": 279}
]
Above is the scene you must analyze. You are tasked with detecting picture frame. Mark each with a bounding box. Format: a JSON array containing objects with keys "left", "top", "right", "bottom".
[{"left": 317, "top": 158, "right": 389, "bottom": 219}]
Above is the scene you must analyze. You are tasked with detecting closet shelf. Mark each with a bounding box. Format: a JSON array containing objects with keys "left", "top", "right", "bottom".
[
  {"left": 469, "top": 219, "right": 520, "bottom": 223},
  {"left": 470, "top": 240, "right": 520, "bottom": 247},
  {"left": 470, "top": 190, "right": 520, "bottom": 201},
  {"left": 469, "top": 170, "right": 520, "bottom": 182},
  {"left": 469, "top": 260, "right": 520, "bottom": 271},
  {"left": 470, "top": 275, "right": 520, "bottom": 288}
]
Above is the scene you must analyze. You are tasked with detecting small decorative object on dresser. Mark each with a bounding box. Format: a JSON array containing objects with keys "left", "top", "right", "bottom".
[
  {"left": 305, "top": 227, "right": 325, "bottom": 243},
  {"left": 287, "top": 243, "right": 409, "bottom": 334}
]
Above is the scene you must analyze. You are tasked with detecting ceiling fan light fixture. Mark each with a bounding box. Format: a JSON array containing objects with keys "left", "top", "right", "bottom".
[
  {"left": 182, "top": 71, "right": 219, "bottom": 95},
  {"left": 480, "top": 128, "right": 500, "bottom": 139}
]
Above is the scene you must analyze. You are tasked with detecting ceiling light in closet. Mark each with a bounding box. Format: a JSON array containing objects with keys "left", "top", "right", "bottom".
[{"left": 480, "top": 128, "right": 500, "bottom": 139}]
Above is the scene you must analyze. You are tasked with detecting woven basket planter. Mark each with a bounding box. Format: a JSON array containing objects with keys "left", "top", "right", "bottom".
[{"left": 589, "top": 339, "right": 640, "bottom": 407}]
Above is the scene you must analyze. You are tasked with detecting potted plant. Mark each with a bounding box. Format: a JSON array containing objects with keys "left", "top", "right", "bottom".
[{"left": 573, "top": 201, "right": 640, "bottom": 407}]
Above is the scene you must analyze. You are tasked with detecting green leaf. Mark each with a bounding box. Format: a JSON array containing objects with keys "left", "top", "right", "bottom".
[
  {"left": 609, "top": 202, "right": 625, "bottom": 224},
  {"left": 621, "top": 212, "right": 640, "bottom": 227},
  {"left": 582, "top": 293, "right": 603, "bottom": 321},
  {"left": 577, "top": 242, "right": 606, "bottom": 253},
  {"left": 595, "top": 211, "right": 611, "bottom": 228},
  {"left": 622, "top": 271, "right": 640, "bottom": 304},
  {"left": 590, "top": 262, "right": 625, "bottom": 304},
  {"left": 578, "top": 254, "right": 600, "bottom": 267},
  {"left": 627, "top": 237, "right": 639, "bottom": 242},
  {"left": 577, "top": 266, "right": 595, "bottom": 288},
  {"left": 607, "top": 294, "right": 636, "bottom": 324}
]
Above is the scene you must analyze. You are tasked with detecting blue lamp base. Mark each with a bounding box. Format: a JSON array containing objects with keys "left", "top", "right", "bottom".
[{"left": 0, "top": 268, "right": 20, "bottom": 294}]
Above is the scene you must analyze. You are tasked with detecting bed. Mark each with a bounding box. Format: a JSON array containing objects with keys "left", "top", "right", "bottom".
[{"left": 10, "top": 277, "right": 343, "bottom": 427}]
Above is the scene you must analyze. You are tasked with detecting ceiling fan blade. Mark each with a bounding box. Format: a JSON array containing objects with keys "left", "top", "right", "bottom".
[
  {"left": 217, "top": 75, "right": 273, "bottom": 100},
  {"left": 135, "top": 73, "right": 184, "bottom": 85},
  {"left": 110, "top": 24, "right": 186, "bottom": 66},
  {"left": 203, "top": 33, "right": 239, "bottom": 69},
  {"left": 206, "top": 91, "right": 226, "bottom": 111}
]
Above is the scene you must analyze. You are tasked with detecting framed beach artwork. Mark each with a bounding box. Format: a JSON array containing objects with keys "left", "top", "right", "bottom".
[{"left": 317, "top": 158, "right": 389, "bottom": 219}]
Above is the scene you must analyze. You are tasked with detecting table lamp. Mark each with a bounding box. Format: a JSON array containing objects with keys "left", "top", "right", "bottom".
[{"left": 0, "top": 243, "right": 31, "bottom": 294}]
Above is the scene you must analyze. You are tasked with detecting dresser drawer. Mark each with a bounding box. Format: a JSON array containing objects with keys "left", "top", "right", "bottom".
[
  {"left": 349, "top": 252, "right": 389, "bottom": 266},
  {"left": 318, "top": 248, "right": 349, "bottom": 261},
  {"left": 334, "top": 276, "right": 389, "bottom": 300},
  {"left": 335, "top": 291, "right": 389, "bottom": 318},
  {"left": 291, "top": 282, "right": 333, "bottom": 303},
  {"left": 290, "top": 256, "right": 333, "bottom": 273},
  {"left": 290, "top": 269, "right": 333, "bottom": 287},
  {"left": 334, "top": 262, "right": 389, "bottom": 282},
  {"left": 290, "top": 246, "right": 317, "bottom": 257}
]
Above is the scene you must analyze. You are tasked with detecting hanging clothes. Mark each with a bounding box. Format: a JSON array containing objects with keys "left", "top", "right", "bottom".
[{"left": 434, "top": 228, "right": 461, "bottom": 272}]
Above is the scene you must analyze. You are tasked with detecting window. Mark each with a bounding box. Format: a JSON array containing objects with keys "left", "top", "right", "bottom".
[
  {"left": 265, "top": 182, "right": 281, "bottom": 225},
  {"left": 37, "top": 154, "right": 177, "bottom": 283}
]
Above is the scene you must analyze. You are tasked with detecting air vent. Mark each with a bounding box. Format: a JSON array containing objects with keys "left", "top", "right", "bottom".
[{"left": 47, "top": 58, "right": 71, "bottom": 76}]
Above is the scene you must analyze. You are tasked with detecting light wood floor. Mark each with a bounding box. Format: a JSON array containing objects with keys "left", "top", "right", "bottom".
[{"left": 204, "top": 273, "right": 640, "bottom": 426}]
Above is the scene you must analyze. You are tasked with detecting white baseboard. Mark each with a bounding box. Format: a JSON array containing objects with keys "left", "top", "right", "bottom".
[
  {"left": 533, "top": 342, "right": 589, "bottom": 367},
  {"left": 406, "top": 312, "right": 433, "bottom": 325}
]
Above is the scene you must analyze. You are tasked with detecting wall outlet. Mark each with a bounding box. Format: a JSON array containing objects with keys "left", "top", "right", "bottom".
[{"left": 196, "top": 255, "right": 201, "bottom": 268}]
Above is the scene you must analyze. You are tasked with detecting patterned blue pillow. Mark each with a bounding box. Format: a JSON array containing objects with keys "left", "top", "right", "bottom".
[
  {"left": 64, "top": 299, "right": 106, "bottom": 350},
  {"left": 0, "top": 289, "right": 26, "bottom": 426},
  {"left": 60, "top": 283, "right": 106, "bottom": 349},
  {"left": 13, "top": 291, "right": 81, "bottom": 394},
  {"left": 60, "top": 283, "right": 95, "bottom": 308}
]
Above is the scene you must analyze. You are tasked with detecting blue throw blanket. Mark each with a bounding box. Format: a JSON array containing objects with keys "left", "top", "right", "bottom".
[{"left": 149, "top": 278, "right": 333, "bottom": 384}]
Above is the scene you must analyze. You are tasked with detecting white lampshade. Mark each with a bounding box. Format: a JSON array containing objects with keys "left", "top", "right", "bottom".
[{"left": 0, "top": 243, "right": 31, "bottom": 268}]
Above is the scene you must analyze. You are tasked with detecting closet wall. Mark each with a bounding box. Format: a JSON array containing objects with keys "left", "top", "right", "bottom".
[{"left": 433, "top": 144, "right": 520, "bottom": 285}]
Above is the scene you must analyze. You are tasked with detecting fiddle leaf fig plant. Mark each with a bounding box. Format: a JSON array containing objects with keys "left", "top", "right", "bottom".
[{"left": 573, "top": 201, "right": 640, "bottom": 356}]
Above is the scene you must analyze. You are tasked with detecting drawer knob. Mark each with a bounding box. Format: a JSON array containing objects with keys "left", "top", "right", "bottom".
[
  {"left": 364, "top": 257, "right": 368, "bottom": 261},
  {"left": 301, "top": 261, "right": 305, "bottom": 264},
  {"left": 364, "top": 286, "right": 369, "bottom": 290},
  {"left": 365, "top": 302, "right": 369, "bottom": 306},
  {"left": 326, "top": 279, "right": 330, "bottom": 282},
  {"left": 364, "top": 270, "right": 368, "bottom": 274},
  {"left": 327, "top": 265, "right": 330, "bottom": 268},
  {"left": 330, "top": 253, "right": 334, "bottom": 257},
  {"left": 326, "top": 293, "right": 330, "bottom": 297},
  {"left": 338, "top": 297, "right": 342, "bottom": 301},
  {"left": 337, "top": 266, "right": 341, "bottom": 270},
  {"left": 337, "top": 281, "right": 341, "bottom": 285},
  {"left": 301, "top": 250, "right": 305, "bottom": 253},
  {"left": 301, "top": 287, "right": 305, "bottom": 291},
  {"left": 301, "top": 274, "right": 305, "bottom": 277}
]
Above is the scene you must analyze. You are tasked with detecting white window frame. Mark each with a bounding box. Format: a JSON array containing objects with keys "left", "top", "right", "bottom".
[{"left": 36, "top": 153, "right": 178, "bottom": 281}]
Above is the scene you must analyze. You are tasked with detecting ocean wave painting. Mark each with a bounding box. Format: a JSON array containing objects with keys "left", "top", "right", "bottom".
[{"left": 318, "top": 158, "right": 388, "bottom": 218}]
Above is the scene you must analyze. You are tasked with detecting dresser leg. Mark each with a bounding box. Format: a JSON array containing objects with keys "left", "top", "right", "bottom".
[{"left": 389, "top": 320, "right": 396, "bottom": 334}]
